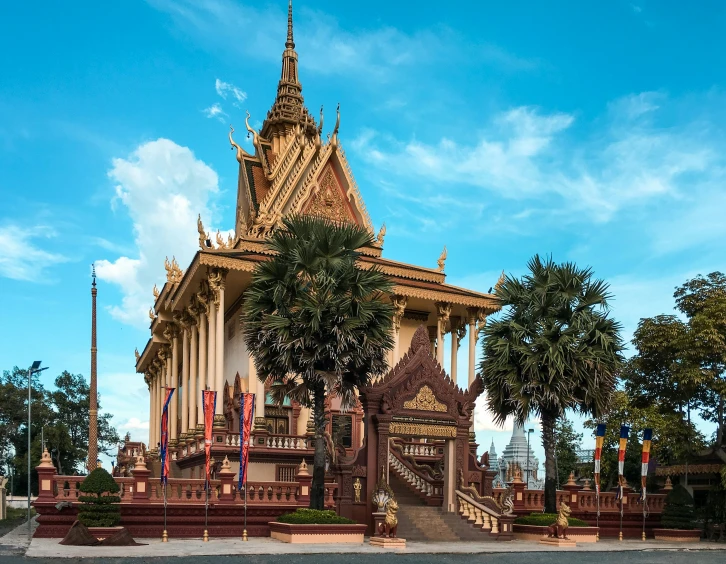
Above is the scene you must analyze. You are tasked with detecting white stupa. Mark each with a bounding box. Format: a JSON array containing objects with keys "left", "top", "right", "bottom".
[{"left": 496, "top": 422, "right": 543, "bottom": 489}]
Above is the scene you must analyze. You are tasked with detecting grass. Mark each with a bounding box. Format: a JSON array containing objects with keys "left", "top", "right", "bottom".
[
  {"left": 514, "top": 513, "right": 590, "bottom": 527},
  {"left": 2, "top": 507, "right": 36, "bottom": 521}
]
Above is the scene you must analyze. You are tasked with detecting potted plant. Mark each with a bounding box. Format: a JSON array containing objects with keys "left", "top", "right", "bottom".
[
  {"left": 513, "top": 512, "right": 599, "bottom": 543},
  {"left": 77, "top": 468, "right": 122, "bottom": 540},
  {"left": 269, "top": 509, "right": 367, "bottom": 544},
  {"left": 654, "top": 484, "right": 701, "bottom": 542}
]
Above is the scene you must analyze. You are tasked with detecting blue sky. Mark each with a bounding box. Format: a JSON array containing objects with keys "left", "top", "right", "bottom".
[{"left": 2, "top": 0, "right": 725, "bottom": 468}]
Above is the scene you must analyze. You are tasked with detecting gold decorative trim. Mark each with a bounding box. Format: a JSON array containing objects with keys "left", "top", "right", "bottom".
[
  {"left": 359, "top": 261, "right": 445, "bottom": 284},
  {"left": 393, "top": 284, "right": 500, "bottom": 311},
  {"left": 403, "top": 385, "right": 447, "bottom": 412},
  {"left": 389, "top": 422, "right": 456, "bottom": 438}
]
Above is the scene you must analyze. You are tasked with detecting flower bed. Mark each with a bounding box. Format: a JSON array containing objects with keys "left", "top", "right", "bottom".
[
  {"left": 653, "top": 528, "right": 701, "bottom": 542},
  {"left": 513, "top": 524, "right": 599, "bottom": 543},
  {"left": 270, "top": 509, "right": 366, "bottom": 544}
]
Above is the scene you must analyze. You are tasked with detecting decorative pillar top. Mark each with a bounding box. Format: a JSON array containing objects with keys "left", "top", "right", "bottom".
[
  {"left": 38, "top": 448, "right": 54, "bottom": 468},
  {"left": 297, "top": 458, "right": 310, "bottom": 476}
]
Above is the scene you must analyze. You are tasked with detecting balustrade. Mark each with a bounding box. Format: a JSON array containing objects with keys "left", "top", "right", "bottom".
[
  {"left": 456, "top": 490, "right": 501, "bottom": 535},
  {"left": 492, "top": 486, "right": 665, "bottom": 515}
]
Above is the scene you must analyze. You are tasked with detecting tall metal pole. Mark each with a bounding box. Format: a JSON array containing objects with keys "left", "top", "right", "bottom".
[
  {"left": 526, "top": 429, "right": 532, "bottom": 488},
  {"left": 27, "top": 366, "right": 31, "bottom": 531},
  {"left": 88, "top": 265, "right": 98, "bottom": 472}
]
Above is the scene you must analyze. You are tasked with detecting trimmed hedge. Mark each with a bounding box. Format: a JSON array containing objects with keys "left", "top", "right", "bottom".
[
  {"left": 514, "top": 513, "right": 589, "bottom": 527},
  {"left": 661, "top": 484, "right": 696, "bottom": 530},
  {"left": 276, "top": 509, "right": 354, "bottom": 525},
  {"left": 77, "top": 468, "right": 121, "bottom": 528}
]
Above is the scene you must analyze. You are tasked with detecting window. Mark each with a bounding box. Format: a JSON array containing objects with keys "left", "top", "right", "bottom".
[{"left": 332, "top": 415, "right": 353, "bottom": 448}]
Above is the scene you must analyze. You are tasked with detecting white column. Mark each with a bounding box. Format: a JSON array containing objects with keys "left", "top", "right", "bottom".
[
  {"left": 189, "top": 323, "right": 199, "bottom": 432},
  {"left": 198, "top": 310, "right": 208, "bottom": 391},
  {"left": 215, "top": 280, "right": 225, "bottom": 415},
  {"left": 450, "top": 318, "right": 459, "bottom": 385},
  {"left": 392, "top": 295, "right": 407, "bottom": 365},
  {"left": 436, "top": 303, "right": 450, "bottom": 367},
  {"left": 207, "top": 304, "right": 216, "bottom": 407},
  {"left": 149, "top": 375, "right": 156, "bottom": 448},
  {"left": 297, "top": 406, "right": 310, "bottom": 435},
  {"left": 467, "top": 309, "right": 478, "bottom": 389},
  {"left": 171, "top": 331, "right": 179, "bottom": 440},
  {"left": 252, "top": 355, "right": 265, "bottom": 424},
  {"left": 181, "top": 326, "right": 190, "bottom": 437}
]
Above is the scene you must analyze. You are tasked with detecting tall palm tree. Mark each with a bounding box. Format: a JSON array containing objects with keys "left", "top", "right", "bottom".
[
  {"left": 241, "top": 215, "right": 394, "bottom": 509},
  {"left": 479, "top": 255, "right": 624, "bottom": 513}
]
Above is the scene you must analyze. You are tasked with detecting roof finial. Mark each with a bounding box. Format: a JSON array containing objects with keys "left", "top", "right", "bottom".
[
  {"left": 91, "top": 263, "right": 96, "bottom": 288},
  {"left": 286, "top": 0, "right": 295, "bottom": 50}
]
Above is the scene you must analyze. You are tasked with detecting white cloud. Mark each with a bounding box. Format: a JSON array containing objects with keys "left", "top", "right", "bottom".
[
  {"left": 119, "top": 417, "right": 150, "bottom": 431},
  {"left": 203, "top": 102, "right": 227, "bottom": 122},
  {"left": 215, "top": 78, "right": 246, "bottom": 105},
  {"left": 95, "top": 139, "right": 219, "bottom": 328},
  {"left": 146, "top": 0, "right": 536, "bottom": 82},
  {"left": 0, "top": 224, "right": 68, "bottom": 281},
  {"left": 353, "top": 93, "right": 721, "bottom": 225}
]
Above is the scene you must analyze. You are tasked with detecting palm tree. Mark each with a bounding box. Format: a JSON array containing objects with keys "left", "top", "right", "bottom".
[
  {"left": 241, "top": 215, "right": 394, "bottom": 509},
  {"left": 479, "top": 255, "right": 624, "bottom": 513}
]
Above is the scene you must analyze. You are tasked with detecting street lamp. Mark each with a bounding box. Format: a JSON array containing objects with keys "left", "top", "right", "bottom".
[
  {"left": 27, "top": 361, "right": 48, "bottom": 532},
  {"left": 526, "top": 428, "right": 534, "bottom": 488}
]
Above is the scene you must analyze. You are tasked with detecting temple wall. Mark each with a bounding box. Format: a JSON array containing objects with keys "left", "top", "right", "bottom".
[
  {"left": 224, "top": 316, "right": 250, "bottom": 390},
  {"left": 399, "top": 318, "right": 425, "bottom": 355},
  {"left": 247, "top": 462, "right": 277, "bottom": 481}
]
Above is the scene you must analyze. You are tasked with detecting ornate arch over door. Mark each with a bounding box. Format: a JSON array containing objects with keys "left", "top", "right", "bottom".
[{"left": 360, "top": 325, "right": 484, "bottom": 513}]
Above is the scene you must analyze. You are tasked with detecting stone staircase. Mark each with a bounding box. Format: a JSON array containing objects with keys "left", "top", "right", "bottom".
[{"left": 389, "top": 474, "right": 490, "bottom": 542}]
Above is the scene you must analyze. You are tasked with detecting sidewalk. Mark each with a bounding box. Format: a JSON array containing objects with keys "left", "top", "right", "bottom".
[
  {"left": 24, "top": 536, "right": 726, "bottom": 559},
  {"left": 0, "top": 516, "right": 39, "bottom": 555}
]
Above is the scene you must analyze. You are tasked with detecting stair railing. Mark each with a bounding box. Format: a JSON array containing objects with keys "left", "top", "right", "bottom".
[{"left": 455, "top": 490, "right": 503, "bottom": 534}]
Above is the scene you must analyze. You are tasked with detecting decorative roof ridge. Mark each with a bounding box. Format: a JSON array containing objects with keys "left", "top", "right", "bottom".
[{"left": 337, "top": 147, "right": 374, "bottom": 234}]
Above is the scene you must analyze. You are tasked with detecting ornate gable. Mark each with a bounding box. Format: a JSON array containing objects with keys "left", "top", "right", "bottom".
[
  {"left": 362, "top": 325, "right": 483, "bottom": 423},
  {"left": 303, "top": 163, "right": 360, "bottom": 225}
]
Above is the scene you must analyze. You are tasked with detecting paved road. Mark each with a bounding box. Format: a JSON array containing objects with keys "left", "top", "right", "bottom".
[{"left": 0, "top": 553, "right": 722, "bottom": 564}]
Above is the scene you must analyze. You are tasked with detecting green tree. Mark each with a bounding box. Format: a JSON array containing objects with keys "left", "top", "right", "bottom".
[
  {"left": 661, "top": 484, "right": 696, "bottom": 530},
  {"left": 674, "top": 272, "right": 726, "bottom": 444},
  {"left": 1, "top": 367, "right": 120, "bottom": 493},
  {"left": 555, "top": 417, "right": 582, "bottom": 487},
  {"left": 241, "top": 215, "right": 394, "bottom": 509},
  {"left": 584, "top": 390, "right": 705, "bottom": 490},
  {"left": 480, "top": 255, "right": 624, "bottom": 513}
]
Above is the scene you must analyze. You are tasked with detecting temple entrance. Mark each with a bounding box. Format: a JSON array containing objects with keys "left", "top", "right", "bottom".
[{"left": 358, "top": 325, "right": 483, "bottom": 514}]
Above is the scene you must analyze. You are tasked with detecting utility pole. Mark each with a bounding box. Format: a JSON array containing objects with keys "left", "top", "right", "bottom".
[
  {"left": 88, "top": 264, "right": 98, "bottom": 472},
  {"left": 27, "top": 361, "right": 47, "bottom": 532}
]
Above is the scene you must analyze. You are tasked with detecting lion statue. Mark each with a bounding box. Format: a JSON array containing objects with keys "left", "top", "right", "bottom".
[
  {"left": 547, "top": 502, "right": 571, "bottom": 539},
  {"left": 378, "top": 498, "right": 399, "bottom": 538}
]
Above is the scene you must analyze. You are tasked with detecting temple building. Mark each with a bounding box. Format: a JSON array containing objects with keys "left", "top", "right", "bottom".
[{"left": 133, "top": 2, "right": 500, "bottom": 481}]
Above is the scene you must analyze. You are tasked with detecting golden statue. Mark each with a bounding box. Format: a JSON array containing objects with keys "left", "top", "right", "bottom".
[
  {"left": 547, "top": 502, "right": 572, "bottom": 539},
  {"left": 378, "top": 498, "right": 399, "bottom": 538},
  {"left": 353, "top": 477, "right": 362, "bottom": 503},
  {"left": 436, "top": 246, "right": 447, "bottom": 272}
]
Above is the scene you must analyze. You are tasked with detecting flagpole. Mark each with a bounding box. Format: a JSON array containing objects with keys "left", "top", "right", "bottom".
[
  {"left": 162, "top": 481, "right": 168, "bottom": 542},
  {"left": 619, "top": 480, "right": 624, "bottom": 542},
  {"left": 203, "top": 480, "right": 209, "bottom": 542}
]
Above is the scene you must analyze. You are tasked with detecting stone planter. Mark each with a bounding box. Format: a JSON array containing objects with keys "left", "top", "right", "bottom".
[
  {"left": 513, "top": 524, "right": 600, "bottom": 543},
  {"left": 653, "top": 528, "right": 701, "bottom": 542},
  {"left": 268, "top": 522, "right": 367, "bottom": 544},
  {"left": 87, "top": 526, "right": 124, "bottom": 541}
]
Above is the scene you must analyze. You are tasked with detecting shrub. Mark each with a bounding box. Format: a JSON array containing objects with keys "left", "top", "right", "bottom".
[
  {"left": 661, "top": 484, "right": 695, "bottom": 530},
  {"left": 514, "top": 513, "right": 589, "bottom": 527},
  {"left": 77, "top": 468, "right": 121, "bottom": 528},
  {"left": 276, "top": 509, "right": 354, "bottom": 524}
]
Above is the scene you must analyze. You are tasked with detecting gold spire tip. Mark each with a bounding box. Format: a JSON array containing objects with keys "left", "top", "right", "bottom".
[{"left": 286, "top": 0, "right": 295, "bottom": 49}]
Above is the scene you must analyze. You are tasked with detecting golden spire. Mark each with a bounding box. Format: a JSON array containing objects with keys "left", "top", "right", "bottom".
[{"left": 286, "top": 0, "right": 294, "bottom": 50}]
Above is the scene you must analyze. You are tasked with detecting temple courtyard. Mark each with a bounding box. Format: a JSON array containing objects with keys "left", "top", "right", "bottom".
[{"left": 1, "top": 518, "right": 725, "bottom": 563}]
